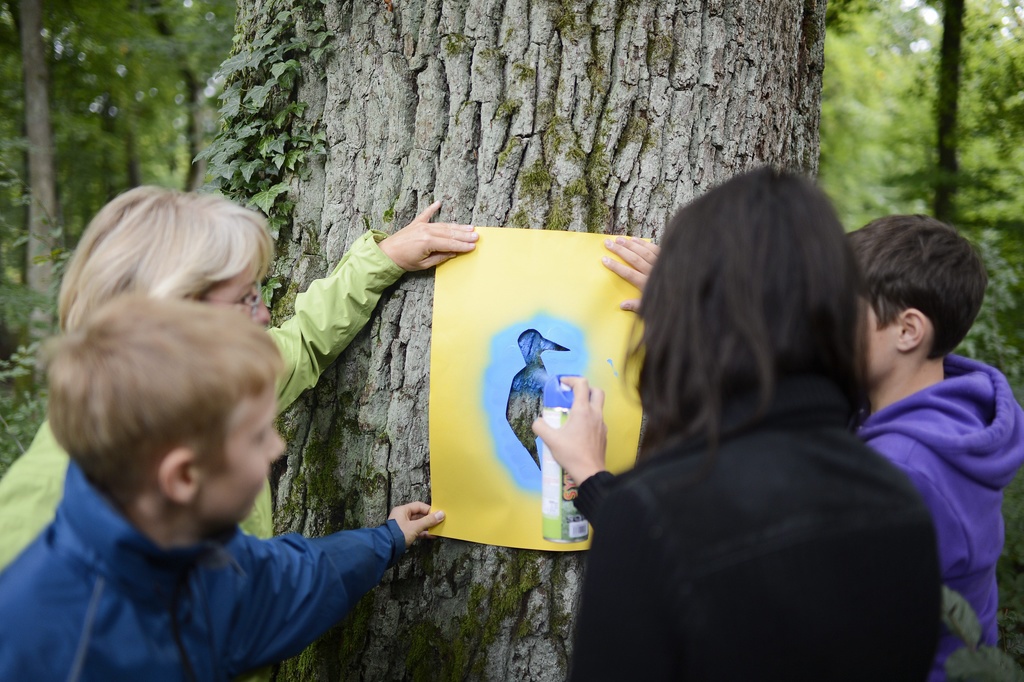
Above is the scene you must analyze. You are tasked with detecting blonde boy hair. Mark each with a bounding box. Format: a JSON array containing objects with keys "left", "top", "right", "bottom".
[
  {"left": 59, "top": 186, "right": 274, "bottom": 332},
  {"left": 46, "top": 297, "right": 284, "bottom": 502}
]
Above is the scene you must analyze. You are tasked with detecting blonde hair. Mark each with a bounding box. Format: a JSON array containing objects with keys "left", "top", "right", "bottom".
[
  {"left": 46, "top": 297, "right": 284, "bottom": 501},
  {"left": 59, "top": 186, "right": 274, "bottom": 332}
]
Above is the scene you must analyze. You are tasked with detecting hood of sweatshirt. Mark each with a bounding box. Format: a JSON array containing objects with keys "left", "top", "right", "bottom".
[{"left": 858, "top": 354, "right": 1024, "bottom": 491}]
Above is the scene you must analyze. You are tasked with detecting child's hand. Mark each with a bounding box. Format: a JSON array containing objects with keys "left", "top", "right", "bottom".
[
  {"left": 531, "top": 376, "right": 608, "bottom": 486},
  {"left": 378, "top": 201, "right": 477, "bottom": 271},
  {"left": 602, "top": 237, "right": 660, "bottom": 312},
  {"left": 388, "top": 502, "right": 446, "bottom": 548}
]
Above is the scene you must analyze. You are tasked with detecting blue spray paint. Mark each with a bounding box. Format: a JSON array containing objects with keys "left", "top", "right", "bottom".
[{"left": 484, "top": 314, "right": 588, "bottom": 492}]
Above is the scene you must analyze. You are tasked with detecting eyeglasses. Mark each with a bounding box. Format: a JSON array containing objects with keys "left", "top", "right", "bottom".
[
  {"left": 205, "top": 284, "right": 264, "bottom": 320},
  {"left": 236, "top": 286, "right": 263, "bottom": 318}
]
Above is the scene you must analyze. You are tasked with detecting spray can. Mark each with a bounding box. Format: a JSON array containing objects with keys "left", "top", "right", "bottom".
[{"left": 540, "top": 374, "right": 589, "bottom": 543}]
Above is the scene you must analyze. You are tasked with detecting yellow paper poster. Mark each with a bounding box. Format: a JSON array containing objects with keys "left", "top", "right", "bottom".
[{"left": 429, "top": 227, "right": 643, "bottom": 551}]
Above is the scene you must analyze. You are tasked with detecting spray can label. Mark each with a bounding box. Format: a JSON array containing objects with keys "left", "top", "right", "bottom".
[{"left": 540, "top": 405, "right": 589, "bottom": 543}]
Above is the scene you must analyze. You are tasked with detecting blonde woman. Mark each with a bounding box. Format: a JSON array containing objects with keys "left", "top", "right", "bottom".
[{"left": 0, "top": 186, "right": 476, "bottom": 569}]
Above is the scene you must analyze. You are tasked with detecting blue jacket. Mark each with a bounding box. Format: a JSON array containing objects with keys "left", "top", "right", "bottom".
[
  {"left": 857, "top": 354, "right": 1024, "bottom": 681},
  {"left": 0, "top": 463, "right": 406, "bottom": 680}
]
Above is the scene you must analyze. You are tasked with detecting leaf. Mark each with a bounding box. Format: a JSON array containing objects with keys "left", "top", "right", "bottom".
[
  {"left": 258, "top": 136, "right": 287, "bottom": 157},
  {"left": 239, "top": 160, "right": 264, "bottom": 183},
  {"left": 273, "top": 105, "right": 297, "bottom": 128},
  {"left": 271, "top": 59, "right": 301, "bottom": 79},
  {"left": 942, "top": 586, "right": 983, "bottom": 648},
  {"left": 244, "top": 81, "right": 277, "bottom": 110},
  {"left": 250, "top": 183, "right": 289, "bottom": 214},
  {"left": 234, "top": 124, "right": 259, "bottom": 140},
  {"left": 945, "top": 646, "right": 1024, "bottom": 682},
  {"left": 310, "top": 46, "right": 331, "bottom": 64},
  {"left": 219, "top": 89, "right": 242, "bottom": 119},
  {"left": 283, "top": 149, "right": 304, "bottom": 171}
]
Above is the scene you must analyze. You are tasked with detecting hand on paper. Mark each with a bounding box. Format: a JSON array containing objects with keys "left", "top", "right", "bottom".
[
  {"left": 601, "top": 236, "right": 660, "bottom": 312},
  {"left": 389, "top": 502, "right": 446, "bottom": 547},
  {"left": 531, "top": 376, "right": 608, "bottom": 486},
  {"left": 378, "top": 201, "right": 478, "bottom": 271}
]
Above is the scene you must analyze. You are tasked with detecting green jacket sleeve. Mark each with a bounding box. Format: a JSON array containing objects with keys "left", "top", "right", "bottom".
[
  {"left": 268, "top": 230, "right": 403, "bottom": 413},
  {"left": 0, "top": 421, "right": 65, "bottom": 570},
  {"left": 242, "top": 230, "right": 402, "bottom": 541}
]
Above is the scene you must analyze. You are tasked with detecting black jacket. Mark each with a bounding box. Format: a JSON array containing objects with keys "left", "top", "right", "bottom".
[{"left": 571, "top": 375, "right": 941, "bottom": 681}]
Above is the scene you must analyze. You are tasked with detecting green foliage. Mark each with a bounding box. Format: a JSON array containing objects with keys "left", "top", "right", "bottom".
[
  {"left": 819, "top": 2, "right": 937, "bottom": 230},
  {"left": 943, "top": 586, "right": 1024, "bottom": 681},
  {"left": 954, "top": 2, "right": 1024, "bottom": 243},
  {"left": 826, "top": 0, "right": 882, "bottom": 34},
  {"left": 1002, "top": 472, "right": 1024, "bottom": 659},
  {"left": 960, "top": 230, "right": 1024, "bottom": 392},
  {"left": 0, "top": 1, "right": 235, "bottom": 472},
  {"left": 0, "top": 344, "right": 47, "bottom": 479},
  {"left": 0, "top": 0, "right": 236, "bottom": 242},
  {"left": 198, "top": 0, "right": 330, "bottom": 236},
  {"left": 0, "top": 0, "right": 238, "bottom": 387}
]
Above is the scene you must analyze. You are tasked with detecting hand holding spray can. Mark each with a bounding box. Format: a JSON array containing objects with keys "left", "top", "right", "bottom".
[{"left": 540, "top": 375, "right": 589, "bottom": 543}]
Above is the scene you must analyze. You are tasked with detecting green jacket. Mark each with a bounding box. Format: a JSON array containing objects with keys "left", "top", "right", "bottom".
[{"left": 0, "top": 230, "right": 403, "bottom": 571}]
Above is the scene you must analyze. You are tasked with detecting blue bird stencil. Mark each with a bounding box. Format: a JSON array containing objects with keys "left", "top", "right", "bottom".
[{"left": 505, "top": 329, "right": 568, "bottom": 468}]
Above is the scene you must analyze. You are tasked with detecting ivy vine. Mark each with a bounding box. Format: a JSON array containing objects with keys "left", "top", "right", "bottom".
[{"left": 198, "top": 0, "right": 332, "bottom": 238}]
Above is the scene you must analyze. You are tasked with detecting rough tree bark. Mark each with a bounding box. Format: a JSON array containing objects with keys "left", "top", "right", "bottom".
[{"left": 230, "top": 1, "right": 827, "bottom": 679}]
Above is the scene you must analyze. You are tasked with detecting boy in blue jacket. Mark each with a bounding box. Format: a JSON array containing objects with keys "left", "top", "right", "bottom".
[
  {"left": 0, "top": 297, "right": 444, "bottom": 680},
  {"left": 849, "top": 215, "right": 1024, "bottom": 681}
]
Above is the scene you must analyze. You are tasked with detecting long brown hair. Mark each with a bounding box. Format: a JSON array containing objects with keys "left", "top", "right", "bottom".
[{"left": 629, "top": 167, "right": 862, "bottom": 457}]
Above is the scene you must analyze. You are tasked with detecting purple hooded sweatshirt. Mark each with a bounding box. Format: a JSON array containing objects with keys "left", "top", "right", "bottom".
[{"left": 857, "top": 354, "right": 1024, "bottom": 681}]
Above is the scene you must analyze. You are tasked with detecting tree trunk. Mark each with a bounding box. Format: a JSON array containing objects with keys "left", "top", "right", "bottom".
[
  {"left": 184, "top": 69, "right": 209, "bottom": 192},
  {"left": 147, "top": 1, "right": 208, "bottom": 191},
  {"left": 18, "top": 0, "right": 58, "bottom": 334},
  {"left": 934, "top": 0, "right": 964, "bottom": 224},
  {"left": 230, "top": 1, "right": 827, "bottom": 679}
]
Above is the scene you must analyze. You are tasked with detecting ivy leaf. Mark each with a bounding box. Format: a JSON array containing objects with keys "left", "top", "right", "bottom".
[
  {"left": 271, "top": 59, "right": 301, "bottom": 79},
  {"left": 194, "top": 144, "right": 215, "bottom": 163},
  {"left": 219, "top": 89, "right": 242, "bottom": 119},
  {"left": 239, "top": 160, "right": 264, "bottom": 183},
  {"left": 942, "top": 586, "right": 982, "bottom": 648},
  {"left": 273, "top": 105, "right": 298, "bottom": 128},
  {"left": 283, "top": 149, "right": 304, "bottom": 171},
  {"left": 221, "top": 46, "right": 271, "bottom": 75},
  {"left": 258, "top": 136, "right": 287, "bottom": 157},
  {"left": 211, "top": 158, "right": 241, "bottom": 182},
  {"left": 250, "top": 183, "right": 289, "bottom": 214},
  {"left": 234, "top": 124, "right": 259, "bottom": 140},
  {"left": 945, "top": 646, "right": 1024, "bottom": 682},
  {"left": 310, "top": 46, "right": 332, "bottom": 64},
  {"left": 245, "top": 81, "right": 278, "bottom": 110},
  {"left": 218, "top": 50, "right": 251, "bottom": 76}
]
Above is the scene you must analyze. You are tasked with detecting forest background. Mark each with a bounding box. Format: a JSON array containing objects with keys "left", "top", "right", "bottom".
[{"left": 0, "top": 0, "right": 1023, "bottom": 672}]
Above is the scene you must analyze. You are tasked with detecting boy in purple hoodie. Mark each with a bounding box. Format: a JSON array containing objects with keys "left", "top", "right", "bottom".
[{"left": 849, "top": 215, "right": 1024, "bottom": 680}]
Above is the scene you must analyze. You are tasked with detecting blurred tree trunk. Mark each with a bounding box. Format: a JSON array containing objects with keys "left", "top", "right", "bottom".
[
  {"left": 147, "top": 1, "right": 208, "bottom": 191},
  {"left": 183, "top": 69, "right": 209, "bottom": 191},
  {"left": 18, "top": 0, "right": 57, "bottom": 334},
  {"left": 935, "top": 0, "right": 965, "bottom": 223},
  {"left": 230, "top": 1, "right": 828, "bottom": 679}
]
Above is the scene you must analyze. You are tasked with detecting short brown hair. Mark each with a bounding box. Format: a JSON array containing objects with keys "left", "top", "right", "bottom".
[
  {"left": 59, "top": 186, "right": 274, "bottom": 332},
  {"left": 848, "top": 215, "right": 987, "bottom": 358},
  {"left": 46, "top": 297, "right": 283, "bottom": 501}
]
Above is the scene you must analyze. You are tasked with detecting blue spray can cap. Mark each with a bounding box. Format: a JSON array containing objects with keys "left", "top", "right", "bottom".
[{"left": 543, "top": 374, "right": 577, "bottom": 410}]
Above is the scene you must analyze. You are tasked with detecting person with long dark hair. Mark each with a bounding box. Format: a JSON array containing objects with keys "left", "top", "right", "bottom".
[{"left": 534, "top": 167, "right": 941, "bottom": 680}]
